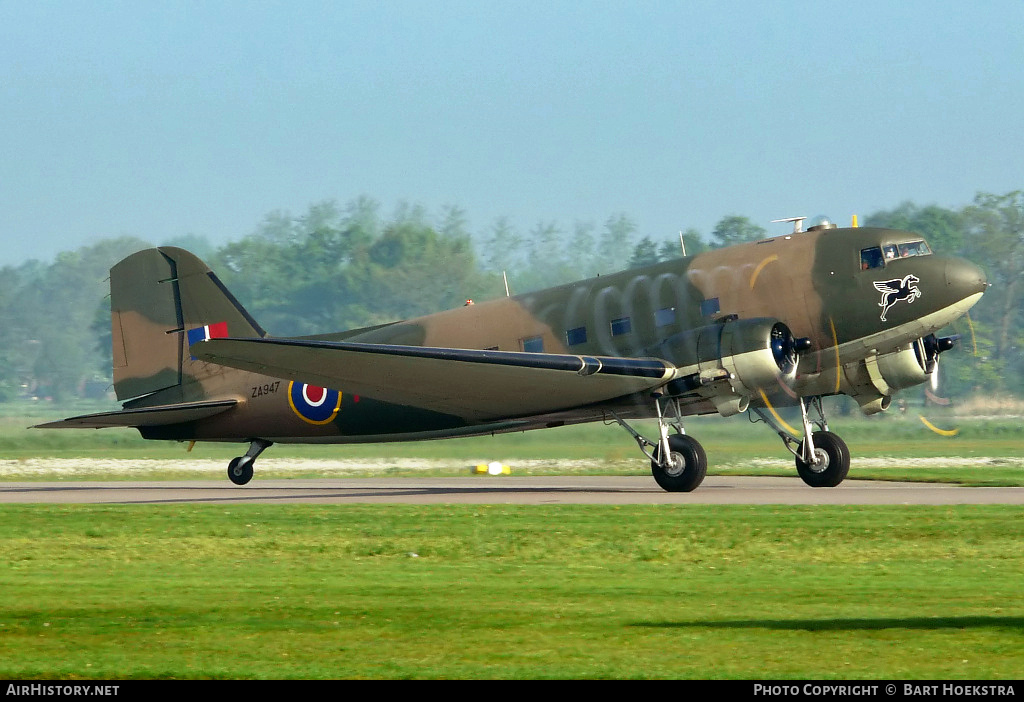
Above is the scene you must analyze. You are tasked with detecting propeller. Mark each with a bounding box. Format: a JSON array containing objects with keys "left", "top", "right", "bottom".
[
  {"left": 918, "top": 312, "right": 979, "bottom": 435},
  {"left": 769, "top": 323, "right": 810, "bottom": 376},
  {"left": 921, "top": 333, "right": 959, "bottom": 405}
]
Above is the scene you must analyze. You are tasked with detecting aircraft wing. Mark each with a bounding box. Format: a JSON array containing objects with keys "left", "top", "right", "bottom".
[
  {"left": 33, "top": 399, "right": 238, "bottom": 429},
  {"left": 192, "top": 338, "right": 676, "bottom": 420}
]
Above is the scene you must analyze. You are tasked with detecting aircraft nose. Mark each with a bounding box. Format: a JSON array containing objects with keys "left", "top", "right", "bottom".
[{"left": 945, "top": 257, "right": 988, "bottom": 299}]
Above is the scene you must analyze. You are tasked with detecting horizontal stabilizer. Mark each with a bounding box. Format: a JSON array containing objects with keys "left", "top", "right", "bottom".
[
  {"left": 192, "top": 338, "right": 676, "bottom": 420},
  {"left": 33, "top": 399, "right": 238, "bottom": 429}
]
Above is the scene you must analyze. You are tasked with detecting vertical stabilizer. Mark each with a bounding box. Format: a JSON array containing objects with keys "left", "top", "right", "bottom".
[{"left": 111, "top": 247, "right": 264, "bottom": 402}]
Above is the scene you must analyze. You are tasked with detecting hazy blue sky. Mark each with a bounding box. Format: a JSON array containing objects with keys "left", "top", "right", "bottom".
[{"left": 2, "top": 0, "right": 1022, "bottom": 265}]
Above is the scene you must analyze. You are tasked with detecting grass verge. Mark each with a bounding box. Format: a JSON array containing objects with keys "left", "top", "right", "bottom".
[
  {"left": 0, "top": 503, "right": 1021, "bottom": 679},
  {"left": 4, "top": 411, "right": 1024, "bottom": 485}
]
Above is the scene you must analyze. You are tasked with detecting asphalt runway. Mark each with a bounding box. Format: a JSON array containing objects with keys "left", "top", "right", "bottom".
[{"left": 2, "top": 475, "right": 1023, "bottom": 505}]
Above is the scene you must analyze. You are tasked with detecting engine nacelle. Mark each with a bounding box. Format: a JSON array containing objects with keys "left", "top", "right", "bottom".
[
  {"left": 659, "top": 317, "right": 804, "bottom": 414},
  {"left": 842, "top": 337, "right": 942, "bottom": 414},
  {"left": 876, "top": 340, "right": 933, "bottom": 391}
]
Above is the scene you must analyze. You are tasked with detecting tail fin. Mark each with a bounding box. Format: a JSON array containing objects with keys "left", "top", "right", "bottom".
[{"left": 110, "top": 247, "right": 264, "bottom": 403}]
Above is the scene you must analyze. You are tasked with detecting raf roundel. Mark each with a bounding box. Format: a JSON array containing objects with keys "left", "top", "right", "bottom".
[{"left": 287, "top": 381, "right": 342, "bottom": 425}]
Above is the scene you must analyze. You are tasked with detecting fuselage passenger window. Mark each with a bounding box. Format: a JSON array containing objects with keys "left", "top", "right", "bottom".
[
  {"left": 700, "top": 298, "right": 720, "bottom": 317},
  {"left": 565, "top": 326, "right": 587, "bottom": 346},
  {"left": 654, "top": 307, "right": 676, "bottom": 327},
  {"left": 521, "top": 336, "right": 544, "bottom": 352},
  {"left": 610, "top": 317, "right": 632, "bottom": 336}
]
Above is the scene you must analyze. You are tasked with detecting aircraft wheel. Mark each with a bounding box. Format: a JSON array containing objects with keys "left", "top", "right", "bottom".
[
  {"left": 795, "top": 431, "right": 850, "bottom": 487},
  {"left": 651, "top": 434, "right": 707, "bottom": 492},
  {"left": 227, "top": 456, "right": 254, "bottom": 486}
]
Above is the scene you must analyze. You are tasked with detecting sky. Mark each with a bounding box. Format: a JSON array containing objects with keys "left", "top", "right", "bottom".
[{"left": 2, "top": 0, "right": 1023, "bottom": 266}]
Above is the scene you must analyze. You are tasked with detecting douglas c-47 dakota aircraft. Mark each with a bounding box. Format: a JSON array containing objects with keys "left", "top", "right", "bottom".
[{"left": 38, "top": 216, "right": 988, "bottom": 491}]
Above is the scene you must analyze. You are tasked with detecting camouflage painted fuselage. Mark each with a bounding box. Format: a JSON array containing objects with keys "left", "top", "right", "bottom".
[{"left": 51, "top": 225, "right": 986, "bottom": 445}]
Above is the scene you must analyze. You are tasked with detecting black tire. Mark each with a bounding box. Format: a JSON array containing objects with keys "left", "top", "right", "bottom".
[
  {"left": 227, "top": 456, "right": 254, "bottom": 486},
  {"left": 651, "top": 434, "right": 707, "bottom": 492},
  {"left": 795, "top": 431, "right": 850, "bottom": 487}
]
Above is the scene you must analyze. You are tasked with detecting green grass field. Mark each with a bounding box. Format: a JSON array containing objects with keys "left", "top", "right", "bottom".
[
  {"left": 1, "top": 404, "right": 1022, "bottom": 679},
  {"left": 0, "top": 504, "right": 1021, "bottom": 679},
  {"left": 4, "top": 403, "right": 1024, "bottom": 486}
]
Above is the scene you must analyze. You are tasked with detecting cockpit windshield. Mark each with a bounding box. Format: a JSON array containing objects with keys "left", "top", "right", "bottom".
[
  {"left": 893, "top": 240, "right": 931, "bottom": 258},
  {"left": 860, "top": 240, "right": 931, "bottom": 270}
]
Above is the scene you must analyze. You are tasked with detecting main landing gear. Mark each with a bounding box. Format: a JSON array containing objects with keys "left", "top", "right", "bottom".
[
  {"left": 612, "top": 395, "right": 707, "bottom": 492},
  {"left": 227, "top": 439, "right": 273, "bottom": 486},
  {"left": 751, "top": 396, "right": 851, "bottom": 488},
  {"left": 614, "top": 393, "right": 851, "bottom": 492}
]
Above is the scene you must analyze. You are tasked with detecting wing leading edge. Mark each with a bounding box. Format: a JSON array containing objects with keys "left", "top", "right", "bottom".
[{"left": 192, "top": 337, "right": 676, "bottom": 420}]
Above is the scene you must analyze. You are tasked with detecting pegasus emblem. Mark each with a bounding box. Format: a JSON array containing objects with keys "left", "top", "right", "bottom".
[{"left": 873, "top": 275, "right": 922, "bottom": 321}]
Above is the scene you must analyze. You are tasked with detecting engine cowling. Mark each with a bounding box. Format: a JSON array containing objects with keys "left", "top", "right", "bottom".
[
  {"left": 657, "top": 317, "right": 804, "bottom": 415},
  {"left": 842, "top": 335, "right": 953, "bottom": 414},
  {"left": 720, "top": 318, "right": 802, "bottom": 392}
]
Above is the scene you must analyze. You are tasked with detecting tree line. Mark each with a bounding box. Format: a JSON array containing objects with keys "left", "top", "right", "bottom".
[{"left": 1, "top": 191, "right": 1020, "bottom": 406}]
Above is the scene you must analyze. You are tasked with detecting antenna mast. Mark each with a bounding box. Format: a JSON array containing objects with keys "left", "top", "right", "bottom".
[{"left": 771, "top": 216, "right": 808, "bottom": 234}]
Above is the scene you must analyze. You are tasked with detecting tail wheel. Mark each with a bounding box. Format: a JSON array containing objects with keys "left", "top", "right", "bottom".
[
  {"left": 795, "top": 431, "right": 850, "bottom": 487},
  {"left": 651, "top": 434, "right": 707, "bottom": 492},
  {"left": 227, "top": 456, "right": 254, "bottom": 486}
]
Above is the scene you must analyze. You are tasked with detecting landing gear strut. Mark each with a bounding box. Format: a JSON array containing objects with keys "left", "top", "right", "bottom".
[
  {"left": 227, "top": 439, "right": 273, "bottom": 486},
  {"left": 615, "top": 392, "right": 850, "bottom": 491},
  {"left": 751, "top": 396, "right": 850, "bottom": 487},
  {"left": 612, "top": 395, "right": 707, "bottom": 492}
]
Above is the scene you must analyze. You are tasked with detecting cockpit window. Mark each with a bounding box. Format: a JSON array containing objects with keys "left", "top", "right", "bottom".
[
  {"left": 863, "top": 240, "right": 932, "bottom": 270},
  {"left": 861, "top": 247, "right": 884, "bottom": 270},
  {"left": 897, "top": 240, "right": 931, "bottom": 257}
]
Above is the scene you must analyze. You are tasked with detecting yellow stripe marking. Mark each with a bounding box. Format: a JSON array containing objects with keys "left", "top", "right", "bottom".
[
  {"left": 966, "top": 312, "right": 978, "bottom": 355},
  {"left": 919, "top": 415, "right": 960, "bottom": 437},
  {"left": 748, "top": 254, "right": 779, "bottom": 289},
  {"left": 829, "top": 317, "right": 841, "bottom": 394},
  {"left": 759, "top": 389, "right": 799, "bottom": 437}
]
